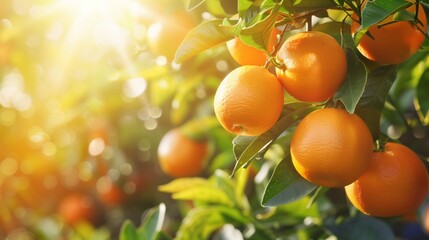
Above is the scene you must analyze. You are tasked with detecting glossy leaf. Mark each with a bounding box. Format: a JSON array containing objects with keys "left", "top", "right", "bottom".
[
  {"left": 354, "top": 0, "right": 411, "bottom": 44},
  {"left": 209, "top": 151, "right": 235, "bottom": 173},
  {"left": 175, "top": 206, "right": 249, "bottom": 240},
  {"left": 173, "top": 186, "right": 234, "bottom": 206},
  {"left": 360, "top": 0, "right": 411, "bottom": 28},
  {"left": 276, "top": 196, "right": 320, "bottom": 219},
  {"left": 137, "top": 203, "right": 167, "bottom": 240},
  {"left": 120, "top": 220, "right": 139, "bottom": 240},
  {"left": 239, "top": 5, "right": 280, "bottom": 52},
  {"left": 174, "top": 20, "right": 234, "bottom": 63},
  {"left": 211, "top": 170, "right": 236, "bottom": 206},
  {"left": 334, "top": 48, "right": 368, "bottom": 113},
  {"left": 262, "top": 154, "right": 317, "bottom": 206},
  {"left": 238, "top": 0, "right": 253, "bottom": 14},
  {"left": 355, "top": 65, "right": 397, "bottom": 140},
  {"left": 231, "top": 106, "right": 316, "bottom": 176},
  {"left": 416, "top": 68, "right": 429, "bottom": 118},
  {"left": 328, "top": 215, "right": 395, "bottom": 240},
  {"left": 312, "top": 21, "right": 354, "bottom": 47},
  {"left": 158, "top": 178, "right": 208, "bottom": 193},
  {"left": 211, "top": 224, "right": 244, "bottom": 240}
]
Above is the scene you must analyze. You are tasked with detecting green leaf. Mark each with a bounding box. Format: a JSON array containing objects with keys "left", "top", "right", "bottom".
[
  {"left": 71, "top": 222, "right": 110, "bottom": 240},
  {"left": 355, "top": 65, "right": 397, "bottom": 140},
  {"left": 276, "top": 196, "right": 320, "bottom": 219},
  {"left": 120, "top": 220, "right": 139, "bottom": 240},
  {"left": 155, "top": 232, "right": 172, "bottom": 240},
  {"left": 392, "top": 8, "right": 415, "bottom": 21},
  {"left": 354, "top": 0, "right": 411, "bottom": 44},
  {"left": 360, "top": 0, "right": 411, "bottom": 28},
  {"left": 211, "top": 224, "right": 244, "bottom": 240},
  {"left": 334, "top": 48, "right": 368, "bottom": 113},
  {"left": 181, "top": 116, "right": 220, "bottom": 140},
  {"left": 174, "top": 20, "right": 234, "bottom": 63},
  {"left": 233, "top": 135, "right": 257, "bottom": 163},
  {"left": 169, "top": 75, "right": 205, "bottom": 125},
  {"left": 333, "top": 0, "right": 345, "bottom": 6},
  {"left": 158, "top": 178, "right": 208, "bottom": 193},
  {"left": 238, "top": 0, "right": 254, "bottom": 15},
  {"left": 175, "top": 206, "right": 249, "bottom": 240},
  {"left": 328, "top": 215, "right": 395, "bottom": 240},
  {"left": 231, "top": 106, "right": 316, "bottom": 176},
  {"left": 416, "top": 68, "right": 429, "bottom": 118},
  {"left": 262, "top": 154, "right": 317, "bottom": 206},
  {"left": 312, "top": 21, "right": 354, "bottom": 47},
  {"left": 172, "top": 186, "right": 234, "bottom": 206},
  {"left": 188, "top": 0, "right": 206, "bottom": 10},
  {"left": 239, "top": 5, "right": 280, "bottom": 52},
  {"left": 209, "top": 151, "right": 235, "bottom": 173},
  {"left": 211, "top": 170, "right": 236, "bottom": 205},
  {"left": 137, "top": 203, "right": 167, "bottom": 240}
]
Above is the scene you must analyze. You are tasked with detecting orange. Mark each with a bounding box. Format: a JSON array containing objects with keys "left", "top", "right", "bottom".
[
  {"left": 157, "top": 128, "right": 208, "bottom": 177},
  {"left": 58, "top": 193, "right": 97, "bottom": 226},
  {"left": 351, "top": 1, "right": 427, "bottom": 65},
  {"left": 290, "top": 108, "right": 373, "bottom": 187},
  {"left": 147, "top": 11, "right": 196, "bottom": 61},
  {"left": 213, "top": 65, "right": 284, "bottom": 136},
  {"left": 226, "top": 27, "right": 280, "bottom": 66},
  {"left": 345, "top": 142, "right": 429, "bottom": 217},
  {"left": 275, "top": 31, "right": 347, "bottom": 102}
]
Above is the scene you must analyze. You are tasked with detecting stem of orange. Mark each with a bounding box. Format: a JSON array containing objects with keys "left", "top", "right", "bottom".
[{"left": 306, "top": 15, "right": 312, "bottom": 32}]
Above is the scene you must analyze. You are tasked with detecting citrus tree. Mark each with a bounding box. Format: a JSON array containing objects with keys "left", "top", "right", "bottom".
[
  {"left": 1, "top": 0, "right": 429, "bottom": 239},
  {"left": 120, "top": 0, "right": 429, "bottom": 239}
]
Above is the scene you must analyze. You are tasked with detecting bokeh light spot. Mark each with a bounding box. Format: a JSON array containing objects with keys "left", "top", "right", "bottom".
[
  {"left": 1, "top": 157, "right": 18, "bottom": 176},
  {"left": 123, "top": 77, "right": 147, "bottom": 98},
  {"left": 88, "top": 138, "right": 106, "bottom": 156}
]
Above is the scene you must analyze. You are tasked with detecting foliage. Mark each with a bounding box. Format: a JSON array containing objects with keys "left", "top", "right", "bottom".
[{"left": 1, "top": 0, "right": 429, "bottom": 239}]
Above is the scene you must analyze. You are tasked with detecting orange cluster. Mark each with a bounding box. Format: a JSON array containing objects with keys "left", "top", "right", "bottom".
[
  {"left": 216, "top": 30, "right": 348, "bottom": 139},
  {"left": 291, "top": 108, "right": 429, "bottom": 217}
]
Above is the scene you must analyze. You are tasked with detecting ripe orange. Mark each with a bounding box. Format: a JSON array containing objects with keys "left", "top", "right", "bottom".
[
  {"left": 226, "top": 27, "right": 280, "bottom": 66},
  {"left": 58, "top": 193, "right": 97, "bottom": 226},
  {"left": 214, "top": 65, "right": 284, "bottom": 136},
  {"left": 290, "top": 108, "right": 373, "bottom": 187},
  {"left": 345, "top": 142, "right": 429, "bottom": 217},
  {"left": 147, "top": 11, "right": 196, "bottom": 61},
  {"left": 275, "top": 31, "right": 347, "bottom": 102},
  {"left": 157, "top": 128, "right": 208, "bottom": 177},
  {"left": 351, "top": 1, "right": 427, "bottom": 65}
]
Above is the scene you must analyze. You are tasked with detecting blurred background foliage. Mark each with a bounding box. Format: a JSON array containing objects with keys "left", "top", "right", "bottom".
[
  {"left": 1, "top": 0, "right": 429, "bottom": 239},
  {"left": 0, "top": 0, "right": 236, "bottom": 238}
]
